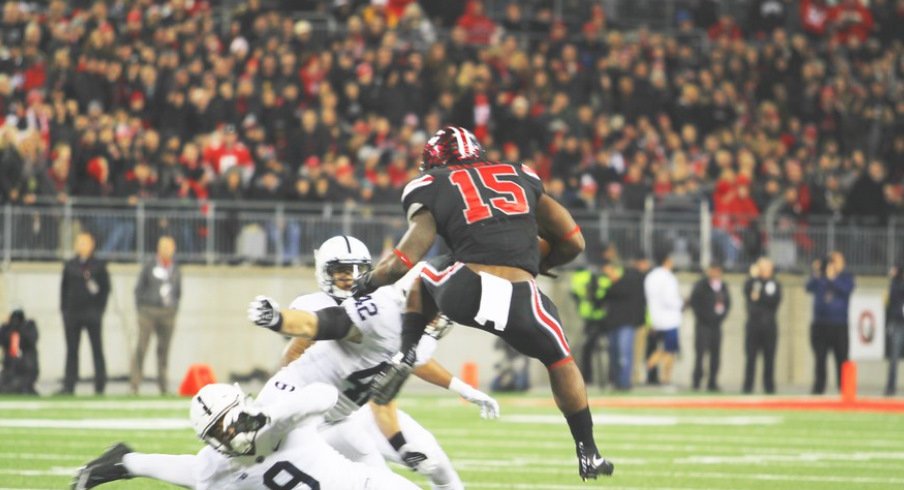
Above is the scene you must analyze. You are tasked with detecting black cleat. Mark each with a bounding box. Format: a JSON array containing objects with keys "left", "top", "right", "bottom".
[
  {"left": 71, "top": 443, "right": 134, "bottom": 489},
  {"left": 577, "top": 443, "right": 615, "bottom": 481}
]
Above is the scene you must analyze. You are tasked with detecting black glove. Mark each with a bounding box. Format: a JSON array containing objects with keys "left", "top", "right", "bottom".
[
  {"left": 400, "top": 448, "right": 430, "bottom": 471},
  {"left": 353, "top": 271, "right": 378, "bottom": 298},
  {"left": 370, "top": 352, "right": 414, "bottom": 405},
  {"left": 232, "top": 411, "right": 268, "bottom": 434}
]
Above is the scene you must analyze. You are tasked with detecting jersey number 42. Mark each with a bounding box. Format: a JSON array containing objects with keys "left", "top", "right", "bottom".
[{"left": 449, "top": 165, "right": 529, "bottom": 224}]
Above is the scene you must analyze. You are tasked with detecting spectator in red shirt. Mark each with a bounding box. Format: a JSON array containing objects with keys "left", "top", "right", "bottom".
[
  {"left": 801, "top": 0, "right": 831, "bottom": 38},
  {"left": 827, "top": 0, "right": 874, "bottom": 43},
  {"left": 202, "top": 126, "right": 253, "bottom": 179},
  {"left": 708, "top": 15, "right": 744, "bottom": 41},
  {"left": 456, "top": 0, "right": 497, "bottom": 46}
]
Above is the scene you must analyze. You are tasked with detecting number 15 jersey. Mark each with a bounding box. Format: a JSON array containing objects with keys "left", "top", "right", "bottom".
[{"left": 402, "top": 161, "right": 545, "bottom": 276}]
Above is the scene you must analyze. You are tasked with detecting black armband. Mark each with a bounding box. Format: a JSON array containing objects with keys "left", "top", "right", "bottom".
[
  {"left": 314, "top": 307, "right": 354, "bottom": 340},
  {"left": 388, "top": 431, "right": 407, "bottom": 451}
]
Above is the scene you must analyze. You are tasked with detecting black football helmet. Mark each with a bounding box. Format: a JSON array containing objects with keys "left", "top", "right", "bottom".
[{"left": 420, "top": 126, "right": 484, "bottom": 171}]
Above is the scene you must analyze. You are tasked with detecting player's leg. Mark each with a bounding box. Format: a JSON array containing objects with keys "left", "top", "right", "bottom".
[
  {"left": 511, "top": 281, "right": 614, "bottom": 480},
  {"left": 810, "top": 322, "right": 829, "bottom": 394},
  {"left": 155, "top": 309, "right": 177, "bottom": 394},
  {"left": 73, "top": 443, "right": 198, "bottom": 490},
  {"left": 708, "top": 326, "right": 722, "bottom": 390},
  {"left": 742, "top": 328, "right": 757, "bottom": 393},
  {"left": 319, "top": 416, "right": 387, "bottom": 468},
  {"left": 85, "top": 316, "right": 107, "bottom": 394},
  {"left": 356, "top": 404, "right": 463, "bottom": 490},
  {"left": 762, "top": 327, "right": 778, "bottom": 394},
  {"left": 61, "top": 316, "right": 82, "bottom": 393},
  {"left": 121, "top": 453, "right": 197, "bottom": 488},
  {"left": 130, "top": 308, "right": 153, "bottom": 393},
  {"left": 691, "top": 326, "right": 706, "bottom": 390},
  {"left": 360, "top": 466, "right": 422, "bottom": 490}
]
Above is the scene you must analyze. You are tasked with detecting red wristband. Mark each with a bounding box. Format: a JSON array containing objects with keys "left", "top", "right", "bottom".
[
  {"left": 562, "top": 225, "right": 581, "bottom": 240},
  {"left": 393, "top": 248, "right": 415, "bottom": 270}
]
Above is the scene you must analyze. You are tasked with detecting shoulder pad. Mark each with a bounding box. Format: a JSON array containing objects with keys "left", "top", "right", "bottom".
[{"left": 401, "top": 174, "right": 435, "bottom": 203}]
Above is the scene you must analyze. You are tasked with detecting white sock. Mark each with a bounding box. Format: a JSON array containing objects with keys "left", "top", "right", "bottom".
[{"left": 122, "top": 453, "right": 197, "bottom": 488}]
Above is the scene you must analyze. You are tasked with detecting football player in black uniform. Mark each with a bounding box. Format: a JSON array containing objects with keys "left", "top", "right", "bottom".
[{"left": 355, "top": 126, "right": 614, "bottom": 480}]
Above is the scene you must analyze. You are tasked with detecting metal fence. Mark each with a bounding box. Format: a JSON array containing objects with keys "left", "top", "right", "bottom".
[{"left": 0, "top": 198, "right": 900, "bottom": 274}]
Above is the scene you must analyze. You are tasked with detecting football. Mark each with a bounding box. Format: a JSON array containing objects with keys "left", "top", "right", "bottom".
[{"left": 538, "top": 237, "right": 552, "bottom": 259}]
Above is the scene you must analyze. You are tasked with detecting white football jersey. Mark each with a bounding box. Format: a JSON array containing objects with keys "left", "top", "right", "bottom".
[
  {"left": 289, "top": 291, "right": 340, "bottom": 312},
  {"left": 193, "top": 384, "right": 417, "bottom": 490},
  {"left": 264, "top": 286, "right": 405, "bottom": 421}
]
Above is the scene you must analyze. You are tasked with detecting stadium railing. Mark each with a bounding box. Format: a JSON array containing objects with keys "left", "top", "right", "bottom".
[{"left": 1, "top": 198, "right": 899, "bottom": 275}]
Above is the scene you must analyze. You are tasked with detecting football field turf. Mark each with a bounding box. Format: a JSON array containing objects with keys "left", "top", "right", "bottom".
[{"left": 1, "top": 394, "right": 903, "bottom": 489}]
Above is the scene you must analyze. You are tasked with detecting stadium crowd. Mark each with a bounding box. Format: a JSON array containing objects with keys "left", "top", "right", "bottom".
[{"left": 0, "top": 0, "right": 902, "bottom": 238}]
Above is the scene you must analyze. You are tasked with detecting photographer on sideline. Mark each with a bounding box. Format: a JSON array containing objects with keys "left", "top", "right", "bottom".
[
  {"left": 806, "top": 251, "right": 854, "bottom": 394},
  {"left": 0, "top": 309, "right": 39, "bottom": 394}
]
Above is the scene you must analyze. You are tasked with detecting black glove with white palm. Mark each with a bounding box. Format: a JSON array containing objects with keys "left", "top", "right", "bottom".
[
  {"left": 370, "top": 349, "right": 416, "bottom": 405},
  {"left": 388, "top": 431, "right": 438, "bottom": 474},
  {"left": 248, "top": 295, "right": 283, "bottom": 332}
]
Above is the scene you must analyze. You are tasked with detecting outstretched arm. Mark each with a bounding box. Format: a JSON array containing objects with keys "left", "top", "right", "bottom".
[
  {"left": 414, "top": 359, "right": 500, "bottom": 419},
  {"left": 248, "top": 297, "right": 356, "bottom": 341},
  {"left": 356, "top": 210, "right": 437, "bottom": 295}
]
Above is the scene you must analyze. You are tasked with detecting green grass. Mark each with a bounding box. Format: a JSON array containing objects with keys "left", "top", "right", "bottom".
[{"left": 2, "top": 395, "right": 904, "bottom": 489}]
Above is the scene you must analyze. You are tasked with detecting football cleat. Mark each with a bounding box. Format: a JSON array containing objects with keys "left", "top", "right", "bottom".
[
  {"left": 577, "top": 443, "right": 614, "bottom": 481},
  {"left": 71, "top": 442, "right": 134, "bottom": 489}
]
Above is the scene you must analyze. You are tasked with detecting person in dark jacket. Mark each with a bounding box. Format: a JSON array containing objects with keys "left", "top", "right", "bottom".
[
  {"left": 131, "top": 236, "right": 181, "bottom": 395},
  {"left": 885, "top": 263, "right": 904, "bottom": 396},
  {"left": 603, "top": 258, "right": 648, "bottom": 390},
  {"left": 743, "top": 257, "right": 782, "bottom": 394},
  {"left": 689, "top": 263, "right": 731, "bottom": 391},
  {"left": 0, "top": 309, "right": 39, "bottom": 394},
  {"left": 59, "top": 231, "right": 111, "bottom": 395},
  {"left": 806, "top": 251, "right": 855, "bottom": 394}
]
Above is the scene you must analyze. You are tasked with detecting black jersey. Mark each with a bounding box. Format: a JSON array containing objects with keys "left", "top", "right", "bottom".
[{"left": 401, "top": 161, "right": 545, "bottom": 276}]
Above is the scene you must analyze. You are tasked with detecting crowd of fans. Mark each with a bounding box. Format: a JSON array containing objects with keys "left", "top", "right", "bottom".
[{"left": 0, "top": 0, "right": 902, "bottom": 242}]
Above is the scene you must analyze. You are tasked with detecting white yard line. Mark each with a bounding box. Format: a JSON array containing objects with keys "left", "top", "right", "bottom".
[
  {"left": 0, "top": 400, "right": 188, "bottom": 410},
  {"left": 501, "top": 414, "right": 782, "bottom": 426},
  {"left": 0, "top": 418, "right": 190, "bottom": 430}
]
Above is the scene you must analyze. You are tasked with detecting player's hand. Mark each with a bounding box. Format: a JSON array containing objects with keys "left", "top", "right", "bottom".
[
  {"left": 459, "top": 386, "right": 501, "bottom": 420},
  {"left": 224, "top": 406, "right": 268, "bottom": 456},
  {"left": 398, "top": 445, "right": 438, "bottom": 474},
  {"left": 370, "top": 352, "right": 413, "bottom": 405},
  {"left": 248, "top": 295, "right": 282, "bottom": 331},
  {"left": 352, "top": 271, "right": 378, "bottom": 298}
]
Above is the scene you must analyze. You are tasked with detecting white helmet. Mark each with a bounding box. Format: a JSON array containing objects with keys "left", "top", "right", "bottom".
[
  {"left": 190, "top": 383, "right": 250, "bottom": 456},
  {"left": 315, "top": 236, "right": 372, "bottom": 300}
]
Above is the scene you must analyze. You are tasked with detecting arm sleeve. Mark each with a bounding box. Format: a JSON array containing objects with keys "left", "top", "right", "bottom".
[
  {"left": 174, "top": 265, "right": 182, "bottom": 303},
  {"left": 60, "top": 263, "right": 68, "bottom": 312},
  {"left": 805, "top": 277, "right": 818, "bottom": 292},
  {"left": 134, "top": 262, "right": 149, "bottom": 304},
  {"left": 830, "top": 273, "right": 855, "bottom": 296},
  {"left": 517, "top": 163, "right": 545, "bottom": 197},
  {"left": 253, "top": 383, "right": 339, "bottom": 451},
  {"left": 98, "top": 262, "right": 111, "bottom": 310},
  {"left": 401, "top": 174, "right": 436, "bottom": 222},
  {"left": 265, "top": 383, "right": 339, "bottom": 424},
  {"left": 313, "top": 307, "right": 354, "bottom": 340}
]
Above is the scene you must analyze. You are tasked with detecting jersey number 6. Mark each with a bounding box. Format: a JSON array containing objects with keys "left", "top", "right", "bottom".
[{"left": 450, "top": 165, "right": 529, "bottom": 224}]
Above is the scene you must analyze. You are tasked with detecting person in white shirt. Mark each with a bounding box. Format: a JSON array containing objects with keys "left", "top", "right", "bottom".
[{"left": 643, "top": 251, "right": 684, "bottom": 386}]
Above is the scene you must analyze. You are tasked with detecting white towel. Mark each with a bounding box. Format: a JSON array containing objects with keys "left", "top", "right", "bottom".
[{"left": 474, "top": 272, "right": 513, "bottom": 331}]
